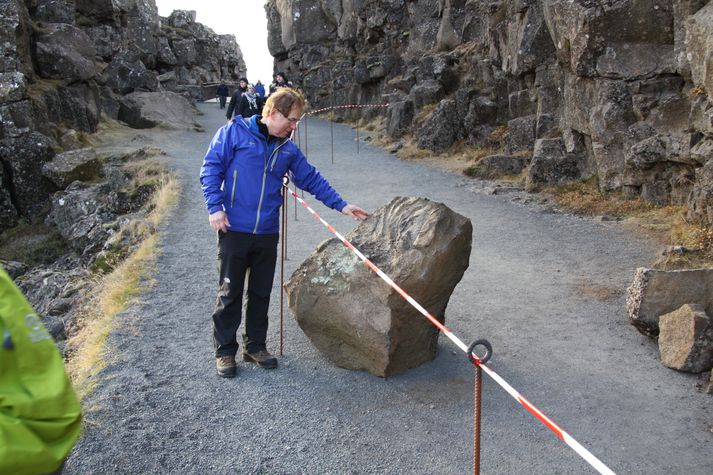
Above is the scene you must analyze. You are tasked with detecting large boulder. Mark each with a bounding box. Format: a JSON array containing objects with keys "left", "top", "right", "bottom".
[
  {"left": 0, "top": 132, "right": 56, "bottom": 220},
  {"left": 505, "top": 115, "right": 537, "bottom": 155},
  {"left": 34, "top": 23, "right": 97, "bottom": 81},
  {"left": 106, "top": 53, "right": 158, "bottom": 94},
  {"left": 46, "top": 182, "right": 111, "bottom": 256},
  {"left": 417, "top": 98, "right": 461, "bottom": 153},
  {"left": 525, "top": 138, "right": 583, "bottom": 191},
  {"left": 659, "top": 304, "right": 713, "bottom": 373},
  {"left": 627, "top": 268, "right": 713, "bottom": 336},
  {"left": 42, "top": 148, "right": 105, "bottom": 189},
  {"left": 285, "top": 197, "right": 472, "bottom": 377},
  {"left": 470, "top": 154, "right": 529, "bottom": 180},
  {"left": 118, "top": 91, "right": 196, "bottom": 130},
  {"left": 386, "top": 100, "right": 414, "bottom": 138}
]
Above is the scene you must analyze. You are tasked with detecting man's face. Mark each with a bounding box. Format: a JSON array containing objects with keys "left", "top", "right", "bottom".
[
  {"left": 266, "top": 104, "right": 301, "bottom": 138},
  {"left": 240, "top": 80, "right": 247, "bottom": 88}
]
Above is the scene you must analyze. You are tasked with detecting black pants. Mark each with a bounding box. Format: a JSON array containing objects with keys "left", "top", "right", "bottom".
[
  {"left": 212, "top": 231, "right": 279, "bottom": 357},
  {"left": 219, "top": 96, "right": 227, "bottom": 109}
]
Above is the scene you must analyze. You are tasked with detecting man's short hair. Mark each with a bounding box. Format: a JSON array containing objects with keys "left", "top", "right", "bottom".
[{"left": 263, "top": 88, "right": 305, "bottom": 117}]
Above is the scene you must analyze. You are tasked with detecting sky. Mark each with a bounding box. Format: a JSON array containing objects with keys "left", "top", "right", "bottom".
[{"left": 155, "top": 0, "right": 274, "bottom": 85}]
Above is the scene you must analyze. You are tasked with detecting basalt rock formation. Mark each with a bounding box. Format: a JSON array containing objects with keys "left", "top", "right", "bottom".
[
  {"left": 266, "top": 0, "right": 713, "bottom": 228},
  {"left": 0, "top": 0, "right": 246, "bottom": 233}
]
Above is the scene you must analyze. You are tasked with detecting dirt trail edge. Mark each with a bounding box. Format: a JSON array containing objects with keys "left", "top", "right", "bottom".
[{"left": 66, "top": 104, "right": 711, "bottom": 474}]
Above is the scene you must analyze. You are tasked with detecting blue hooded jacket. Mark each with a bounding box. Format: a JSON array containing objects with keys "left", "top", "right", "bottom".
[{"left": 200, "top": 115, "right": 347, "bottom": 234}]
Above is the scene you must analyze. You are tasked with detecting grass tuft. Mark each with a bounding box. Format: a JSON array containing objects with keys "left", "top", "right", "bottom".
[
  {"left": 65, "top": 166, "right": 179, "bottom": 397},
  {"left": 66, "top": 234, "right": 159, "bottom": 397},
  {"left": 544, "top": 179, "right": 655, "bottom": 218}
]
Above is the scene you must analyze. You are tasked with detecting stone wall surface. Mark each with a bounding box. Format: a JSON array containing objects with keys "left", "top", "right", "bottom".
[
  {"left": 0, "top": 0, "right": 247, "bottom": 232},
  {"left": 266, "top": 0, "right": 713, "bottom": 226}
]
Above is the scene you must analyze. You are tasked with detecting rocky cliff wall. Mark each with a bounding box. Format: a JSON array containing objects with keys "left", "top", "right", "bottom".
[
  {"left": 267, "top": 0, "right": 713, "bottom": 227},
  {"left": 0, "top": 0, "right": 246, "bottom": 232}
]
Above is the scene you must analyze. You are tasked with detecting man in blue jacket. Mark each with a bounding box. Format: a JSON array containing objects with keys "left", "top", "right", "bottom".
[
  {"left": 200, "top": 88, "right": 368, "bottom": 377},
  {"left": 254, "top": 80, "right": 265, "bottom": 99}
]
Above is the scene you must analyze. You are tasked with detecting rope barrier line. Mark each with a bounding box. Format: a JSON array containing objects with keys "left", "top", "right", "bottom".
[
  {"left": 283, "top": 185, "right": 616, "bottom": 475},
  {"left": 306, "top": 103, "right": 391, "bottom": 115}
]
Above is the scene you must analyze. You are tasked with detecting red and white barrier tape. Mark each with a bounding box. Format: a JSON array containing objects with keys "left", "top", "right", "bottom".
[
  {"left": 285, "top": 186, "right": 615, "bottom": 475},
  {"left": 307, "top": 103, "right": 390, "bottom": 115}
]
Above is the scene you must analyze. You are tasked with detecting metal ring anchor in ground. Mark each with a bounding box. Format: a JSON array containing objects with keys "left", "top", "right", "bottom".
[{"left": 467, "top": 339, "right": 493, "bottom": 365}]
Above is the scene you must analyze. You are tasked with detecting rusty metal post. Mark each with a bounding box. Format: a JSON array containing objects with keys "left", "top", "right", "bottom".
[
  {"left": 331, "top": 108, "right": 334, "bottom": 164},
  {"left": 279, "top": 187, "right": 286, "bottom": 356},
  {"left": 474, "top": 366, "right": 483, "bottom": 475},
  {"left": 304, "top": 115, "right": 308, "bottom": 158},
  {"left": 356, "top": 120, "right": 360, "bottom": 154}
]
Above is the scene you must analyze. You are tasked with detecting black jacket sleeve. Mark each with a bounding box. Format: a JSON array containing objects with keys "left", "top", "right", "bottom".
[
  {"left": 226, "top": 92, "right": 240, "bottom": 119},
  {"left": 237, "top": 96, "right": 248, "bottom": 118}
]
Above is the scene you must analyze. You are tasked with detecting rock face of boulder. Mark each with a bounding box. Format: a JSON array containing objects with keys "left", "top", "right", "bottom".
[
  {"left": 266, "top": 0, "right": 713, "bottom": 225},
  {"left": 118, "top": 91, "right": 197, "bottom": 130},
  {"left": 627, "top": 267, "right": 713, "bottom": 336},
  {"left": 658, "top": 304, "right": 713, "bottom": 373},
  {"left": 284, "top": 197, "right": 472, "bottom": 377}
]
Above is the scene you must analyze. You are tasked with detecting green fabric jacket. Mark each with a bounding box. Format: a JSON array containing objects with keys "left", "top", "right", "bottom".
[{"left": 0, "top": 266, "right": 82, "bottom": 474}]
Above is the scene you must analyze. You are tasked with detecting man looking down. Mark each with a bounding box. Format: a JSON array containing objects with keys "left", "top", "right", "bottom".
[{"left": 200, "top": 88, "right": 368, "bottom": 378}]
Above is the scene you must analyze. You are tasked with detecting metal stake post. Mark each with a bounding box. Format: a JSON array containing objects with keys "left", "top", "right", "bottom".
[
  {"left": 474, "top": 366, "right": 483, "bottom": 475},
  {"left": 356, "top": 121, "right": 360, "bottom": 154},
  {"left": 331, "top": 108, "right": 334, "bottom": 164},
  {"left": 304, "top": 115, "right": 308, "bottom": 158},
  {"left": 279, "top": 186, "right": 287, "bottom": 356}
]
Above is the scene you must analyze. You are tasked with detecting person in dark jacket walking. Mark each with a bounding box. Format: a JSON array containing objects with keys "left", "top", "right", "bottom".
[
  {"left": 200, "top": 88, "right": 368, "bottom": 378},
  {"left": 237, "top": 84, "right": 261, "bottom": 118},
  {"left": 226, "top": 77, "right": 249, "bottom": 120},
  {"left": 216, "top": 80, "right": 230, "bottom": 109}
]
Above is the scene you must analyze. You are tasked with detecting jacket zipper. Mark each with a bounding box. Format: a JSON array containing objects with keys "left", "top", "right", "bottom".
[
  {"left": 270, "top": 148, "right": 281, "bottom": 171},
  {"left": 230, "top": 169, "right": 238, "bottom": 207},
  {"left": 253, "top": 140, "right": 288, "bottom": 233}
]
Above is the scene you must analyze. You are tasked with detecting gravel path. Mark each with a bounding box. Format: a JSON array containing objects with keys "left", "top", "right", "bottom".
[{"left": 65, "top": 104, "right": 712, "bottom": 474}]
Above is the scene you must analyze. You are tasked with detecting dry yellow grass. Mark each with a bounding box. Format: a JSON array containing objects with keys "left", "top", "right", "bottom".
[
  {"left": 65, "top": 168, "right": 179, "bottom": 397},
  {"left": 395, "top": 140, "right": 434, "bottom": 160},
  {"left": 654, "top": 216, "right": 713, "bottom": 270},
  {"left": 544, "top": 179, "right": 655, "bottom": 218},
  {"left": 546, "top": 180, "right": 713, "bottom": 269}
]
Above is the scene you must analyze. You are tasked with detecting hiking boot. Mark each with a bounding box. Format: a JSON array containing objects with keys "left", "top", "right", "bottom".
[
  {"left": 242, "top": 349, "right": 278, "bottom": 369},
  {"left": 216, "top": 355, "right": 237, "bottom": 378}
]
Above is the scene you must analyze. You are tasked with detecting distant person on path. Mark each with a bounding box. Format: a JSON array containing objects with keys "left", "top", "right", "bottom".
[
  {"left": 226, "top": 77, "right": 249, "bottom": 120},
  {"left": 216, "top": 80, "right": 229, "bottom": 109},
  {"left": 238, "top": 84, "right": 262, "bottom": 118},
  {"left": 200, "top": 88, "right": 369, "bottom": 378},
  {"left": 0, "top": 265, "right": 82, "bottom": 474},
  {"left": 268, "top": 72, "right": 289, "bottom": 96},
  {"left": 254, "top": 80, "right": 265, "bottom": 98}
]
